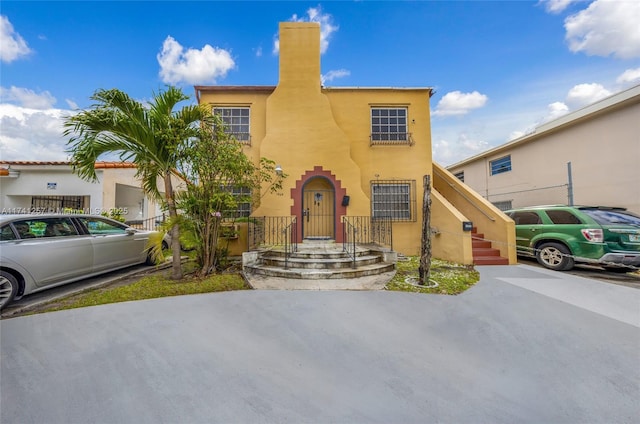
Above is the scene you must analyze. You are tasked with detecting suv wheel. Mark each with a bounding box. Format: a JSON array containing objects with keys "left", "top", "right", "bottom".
[{"left": 536, "top": 242, "right": 575, "bottom": 271}]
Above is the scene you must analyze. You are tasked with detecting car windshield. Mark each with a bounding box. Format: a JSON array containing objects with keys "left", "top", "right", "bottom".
[{"left": 581, "top": 209, "right": 640, "bottom": 227}]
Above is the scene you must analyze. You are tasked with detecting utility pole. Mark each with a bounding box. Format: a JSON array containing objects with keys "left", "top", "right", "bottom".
[
  {"left": 419, "top": 174, "right": 432, "bottom": 285},
  {"left": 567, "top": 162, "right": 574, "bottom": 206}
]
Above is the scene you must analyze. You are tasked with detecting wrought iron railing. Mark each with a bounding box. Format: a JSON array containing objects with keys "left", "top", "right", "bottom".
[
  {"left": 341, "top": 216, "right": 393, "bottom": 253},
  {"left": 247, "top": 216, "right": 298, "bottom": 268},
  {"left": 125, "top": 214, "right": 166, "bottom": 231},
  {"left": 342, "top": 217, "right": 358, "bottom": 268}
]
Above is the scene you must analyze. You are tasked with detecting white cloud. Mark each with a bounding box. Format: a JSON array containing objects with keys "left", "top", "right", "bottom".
[
  {"left": 0, "top": 103, "right": 71, "bottom": 161},
  {"left": 321, "top": 69, "right": 350, "bottom": 84},
  {"left": 616, "top": 67, "right": 640, "bottom": 86},
  {"left": 565, "top": 83, "right": 611, "bottom": 108},
  {"left": 432, "top": 133, "right": 489, "bottom": 165},
  {"left": 509, "top": 130, "right": 526, "bottom": 141},
  {"left": 565, "top": 0, "right": 640, "bottom": 59},
  {"left": 0, "top": 15, "right": 32, "bottom": 63},
  {"left": 0, "top": 86, "right": 56, "bottom": 109},
  {"left": 157, "top": 36, "right": 235, "bottom": 85},
  {"left": 274, "top": 6, "right": 338, "bottom": 55},
  {"left": 541, "top": 0, "right": 575, "bottom": 14},
  {"left": 544, "top": 101, "right": 570, "bottom": 122},
  {"left": 432, "top": 91, "right": 488, "bottom": 117},
  {"left": 65, "top": 99, "right": 79, "bottom": 110}
]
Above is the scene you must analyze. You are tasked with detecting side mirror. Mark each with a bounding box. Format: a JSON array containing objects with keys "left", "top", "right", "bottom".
[{"left": 126, "top": 228, "right": 137, "bottom": 235}]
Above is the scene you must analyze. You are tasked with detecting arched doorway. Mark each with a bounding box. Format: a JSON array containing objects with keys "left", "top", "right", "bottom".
[{"left": 302, "top": 177, "right": 335, "bottom": 239}]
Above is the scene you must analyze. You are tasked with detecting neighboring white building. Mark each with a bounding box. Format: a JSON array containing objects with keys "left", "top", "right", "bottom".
[
  {"left": 447, "top": 84, "right": 640, "bottom": 213},
  {"left": 0, "top": 161, "right": 164, "bottom": 223}
]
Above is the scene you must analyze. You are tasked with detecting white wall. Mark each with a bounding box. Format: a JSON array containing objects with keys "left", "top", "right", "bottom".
[
  {"left": 448, "top": 97, "right": 640, "bottom": 213},
  {"left": 0, "top": 166, "right": 104, "bottom": 212}
]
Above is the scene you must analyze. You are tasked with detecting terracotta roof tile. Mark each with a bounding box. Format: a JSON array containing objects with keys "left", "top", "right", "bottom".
[{"left": 0, "top": 161, "right": 136, "bottom": 168}]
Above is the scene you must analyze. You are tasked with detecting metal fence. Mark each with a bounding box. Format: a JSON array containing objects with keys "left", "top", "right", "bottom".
[
  {"left": 247, "top": 217, "right": 298, "bottom": 267},
  {"left": 341, "top": 216, "right": 393, "bottom": 251}
]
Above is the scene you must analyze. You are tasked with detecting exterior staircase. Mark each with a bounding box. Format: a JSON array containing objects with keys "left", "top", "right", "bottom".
[
  {"left": 243, "top": 241, "right": 396, "bottom": 280},
  {"left": 471, "top": 227, "right": 509, "bottom": 265}
]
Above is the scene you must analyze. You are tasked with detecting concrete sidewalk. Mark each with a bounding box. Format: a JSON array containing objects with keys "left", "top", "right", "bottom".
[{"left": 479, "top": 264, "right": 640, "bottom": 328}]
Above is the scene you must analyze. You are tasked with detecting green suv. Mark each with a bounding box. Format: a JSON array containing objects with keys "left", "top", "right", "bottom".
[{"left": 505, "top": 205, "right": 640, "bottom": 272}]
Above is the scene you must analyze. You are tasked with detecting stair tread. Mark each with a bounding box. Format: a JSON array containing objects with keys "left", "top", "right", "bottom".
[
  {"left": 248, "top": 262, "right": 392, "bottom": 272},
  {"left": 267, "top": 254, "right": 382, "bottom": 263},
  {"left": 473, "top": 256, "right": 509, "bottom": 265},
  {"left": 472, "top": 248, "right": 501, "bottom": 256},
  {"left": 245, "top": 262, "right": 395, "bottom": 279}
]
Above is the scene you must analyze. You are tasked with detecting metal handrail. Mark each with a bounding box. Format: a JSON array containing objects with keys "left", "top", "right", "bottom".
[
  {"left": 432, "top": 168, "right": 496, "bottom": 222},
  {"left": 341, "top": 217, "right": 358, "bottom": 268},
  {"left": 247, "top": 216, "right": 298, "bottom": 267},
  {"left": 282, "top": 217, "right": 298, "bottom": 269},
  {"left": 342, "top": 216, "right": 393, "bottom": 251}
]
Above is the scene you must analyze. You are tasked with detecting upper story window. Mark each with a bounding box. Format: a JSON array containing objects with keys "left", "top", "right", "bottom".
[
  {"left": 370, "top": 107, "right": 411, "bottom": 145},
  {"left": 213, "top": 107, "right": 251, "bottom": 144},
  {"left": 490, "top": 155, "right": 512, "bottom": 176},
  {"left": 454, "top": 171, "right": 464, "bottom": 182}
]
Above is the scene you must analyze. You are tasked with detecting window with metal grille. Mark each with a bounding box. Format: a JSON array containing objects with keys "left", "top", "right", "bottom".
[
  {"left": 490, "top": 155, "right": 512, "bottom": 175},
  {"left": 492, "top": 200, "right": 512, "bottom": 211},
  {"left": 213, "top": 107, "right": 251, "bottom": 143},
  {"left": 454, "top": 171, "right": 464, "bottom": 182},
  {"left": 31, "top": 196, "right": 86, "bottom": 213},
  {"left": 371, "top": 107, "right": 409, "bottom": 145},
  {"left": 223, "top": 186, "right": 252, "bottom": 218},
  {"left": 370, "top": 180, "right": 416, "bottom": 221}
]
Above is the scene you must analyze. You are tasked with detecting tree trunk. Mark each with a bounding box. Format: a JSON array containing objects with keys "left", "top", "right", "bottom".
[
  {"left": 418, "top": 174, "right": 432, "bottom": 284},
  {"left": 164, "top": 171, "right": 183, "bottom": 280}
]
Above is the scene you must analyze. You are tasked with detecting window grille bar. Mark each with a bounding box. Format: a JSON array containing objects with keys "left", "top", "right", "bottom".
[{"left": 370, "top": 180, "right": 416, "bottom": 221}]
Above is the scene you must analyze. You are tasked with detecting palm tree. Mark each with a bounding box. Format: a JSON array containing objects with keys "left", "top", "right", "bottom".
[{"left": 63, "top": 86, "right": 206, "bottom": 279}]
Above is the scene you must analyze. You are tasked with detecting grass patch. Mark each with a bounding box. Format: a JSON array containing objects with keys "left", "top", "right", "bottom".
[
  {"left": 34, "top": 263, "right": 250, "bottom": 314},
  {"left": 386, "top": 256, "right": 480, "bottom": 295},
  {"left": 20, "top": 256, "right": 479, "bottom": 316}
]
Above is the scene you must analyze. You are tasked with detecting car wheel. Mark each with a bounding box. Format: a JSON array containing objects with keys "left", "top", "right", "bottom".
[
  {"left": 536, "top": 242, "right": 574, "bottom": 271},
  {"left": 0, "top": 271, "right": 19, "bottom": 310},
  {"left": 145, "top": 253, "right": 157, "bottom": 266}
]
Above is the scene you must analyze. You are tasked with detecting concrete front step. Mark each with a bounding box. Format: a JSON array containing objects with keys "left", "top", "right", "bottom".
[
  {"left": 262, "top": 254, "right": 383, "bottom": 270},
  {"left": 244, "top": 262, "right": 396, "bottom": 280},
  {"left": 263, "top": 249, "right": 372, "bottom": 260}
]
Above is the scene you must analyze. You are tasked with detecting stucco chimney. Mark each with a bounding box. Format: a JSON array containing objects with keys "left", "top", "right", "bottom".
[{"left": 278, "top": 22, "right": 321, "bottom": 92}]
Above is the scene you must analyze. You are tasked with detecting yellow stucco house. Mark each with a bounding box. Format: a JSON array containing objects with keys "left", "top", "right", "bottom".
[{"left": 196, "top": 22, "right": 515, "bottom": 267}]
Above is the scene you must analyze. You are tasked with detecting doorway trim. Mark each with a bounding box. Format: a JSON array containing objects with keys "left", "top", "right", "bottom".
[{"left": 291, "top": 166, "right": 347, "bottom": 243}]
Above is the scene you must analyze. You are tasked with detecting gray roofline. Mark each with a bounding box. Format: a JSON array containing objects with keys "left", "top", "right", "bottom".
[{"left": 446, "top": 84, "right": 640, "bottom": 169}]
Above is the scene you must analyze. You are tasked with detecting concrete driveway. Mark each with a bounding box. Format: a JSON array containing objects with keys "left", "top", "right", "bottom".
[{"left": 1, "top": 265, "right": 639, "bottom": 423}]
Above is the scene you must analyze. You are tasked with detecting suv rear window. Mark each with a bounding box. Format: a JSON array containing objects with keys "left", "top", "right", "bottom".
[
  {"left": 581, "top": 209, "right": 640, "bottom": 226},
  {"left": 546, "top": 210, "right": 582, "bottom": 224}
]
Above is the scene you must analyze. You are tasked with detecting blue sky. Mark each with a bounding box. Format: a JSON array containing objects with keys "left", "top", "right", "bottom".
[{"left": 1, "top": 0, "right": 639, "bottom": 165}]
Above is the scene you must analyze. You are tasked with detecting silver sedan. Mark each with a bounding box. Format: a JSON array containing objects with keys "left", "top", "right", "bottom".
[{"left": 0, "top": 214, "right": 159, "bottom": 310}]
